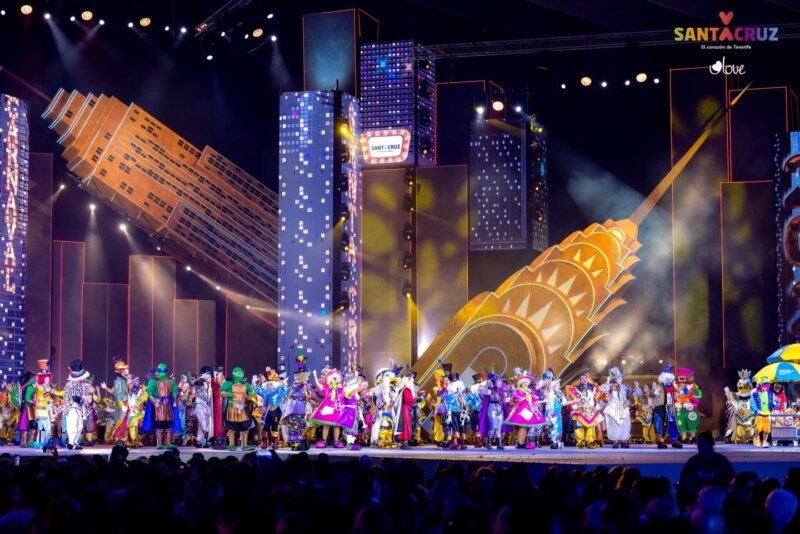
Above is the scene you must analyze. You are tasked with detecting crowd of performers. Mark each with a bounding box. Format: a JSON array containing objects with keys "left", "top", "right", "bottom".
[{"left": 0, "top": 355, "right": 791, "bottom": 451}]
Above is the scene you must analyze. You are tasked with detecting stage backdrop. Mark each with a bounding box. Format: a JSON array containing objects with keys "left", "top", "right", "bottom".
[
  {"left": 361, "top": 168, "right": 412, "bottom": 380},
  {"left": 51, "top": 241, "right": 84, "bottom": 384},
  {"left": 416, "top": 165, "right": 469, "bottom": 356},
  {"left": 174, "top": 299, "right": 215, "bottom": 377},
  {"left": 128, "top": 256, "right": 176, "bottom": 377},
  {"left": 26, "top": 153, "right": 53, "bottom": 371},
  {"left": 82, "top": 283, "right": 128, "bottom": 386}
]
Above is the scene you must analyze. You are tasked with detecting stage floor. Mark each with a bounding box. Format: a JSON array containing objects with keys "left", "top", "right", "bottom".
[{"left": 3, "top": 443, "right": 800, "bottom": 481}]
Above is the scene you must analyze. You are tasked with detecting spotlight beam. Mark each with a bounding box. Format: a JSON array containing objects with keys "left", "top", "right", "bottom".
[
  {"left": 0, "top": 66, "right": 51, "bottom": 102},
  {"left": 630, "top": 82, "right": 752, "bottom": 225}
]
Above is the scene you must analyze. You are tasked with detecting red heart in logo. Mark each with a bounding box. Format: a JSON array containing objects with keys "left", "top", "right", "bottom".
[{"left": 719, "top": 11, "right": 734, "bottom": 25}]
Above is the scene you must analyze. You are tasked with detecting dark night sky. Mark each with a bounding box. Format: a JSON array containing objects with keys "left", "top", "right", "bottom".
[{"left": 1, "top": 0, "right": 799, "bottom": 273}]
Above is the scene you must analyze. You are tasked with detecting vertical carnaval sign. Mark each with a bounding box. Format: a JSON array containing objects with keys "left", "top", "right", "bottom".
[{"left": 0, "top": 95, "right": 28, "bottom": 380}]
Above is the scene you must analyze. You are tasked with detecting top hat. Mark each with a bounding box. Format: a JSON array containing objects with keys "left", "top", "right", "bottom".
[
  {"left": 200, "top": 366, "right": 213, "bottom": 375},
  {"left": 441, "top": 363, "right": 453, "bottom": 374}
]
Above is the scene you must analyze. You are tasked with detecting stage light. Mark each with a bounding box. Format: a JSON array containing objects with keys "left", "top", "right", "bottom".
[
  {"left": 560, "top": 83, "right": 566, "bottom": 89},
  {"left": 69, "top": 15, "right": 75, "bottom": 21},
  {"left": 118, "top": 223, "right": 127, "bottom": 232},
  {"left": 491, "top": 100, "right": 505, "bottom": 112},
  {"left": 164, "top": 25, "right": 170, "bottom": 31},
  {"left": 600, "top": 81, "right": 608, "bottom": 88},
  {"left": 127, "top": 22, "right": 134, "bottom": 28},
  {"left": 402, "top": 281, "right": 414, "bottom": 299},
  {"left": 402, "top": 253, "right": 414, "bottom": 269},
  {"left": 89, "top": 203, "right": 96, "bottom": 212},
  {"left": 140, "top": 17, "right": 151, "bottom": 28},
  {"left": 514, "top": 105, "right": 523, "bottom": 113},
  {"left": 475, "top": 105, "right": 485, "bottom": 114},
  {"left": 206, "top": 54, "right": 213, "bottom": 61},
  {"left": 59, "top": 183, "right": 66, "bottom": 190},
  {"left": 185, "top": 265, "right": 192, "bottom": 272},
  {"left": 44, "top": 12, "right": 51, "bottom": 20},
  {"left": 402, "top": 223, "right": 414, "bottom": 241},
  {"left": 220, "top": 31, "right": 226, "bottom": 37},
  {"left": 636, "top": 72, "right": 647, "bottom": 83},
  {"left": 246, "top": 305, "right": 251, "bottom": 309},
  {"left": 340, "top": 264, "right": 351, "bottom": 281},
  {"left": 0, "top": 9, "right": 5, "bottom": 16},
  {"left": 338, "top": 206, "right": 350, "bottom": 222},
  {"left": 252, "top": 28, "right": 264, "bottom": 38},
  {"left": 20, "top": 5, "right": 33, "bottom": 16},
  {"left": 654, "top": 77, "right": 660, "bottom": 84},
  {"left": 156, "top": 246, "right": 161, "bottom": 251},
  {"left": 180, "top": 26, "right": 187, "bottom": 34},
  {"left": 267, "top": 13, "right": 274, "bottom": 19},
  {"left": 215, "top": 285, "right": 221, "bottom": 291},
  {"left": 270, "top": 34, "right": 277, "bottom": 42},
  {"left": 580, "top": 76, "right": 592, "bottom": 87},
  {"left": 624, "top": 80, "right": 631, "bottom": 86},
  {"left": 99, "top": 19, "right": 105, "bottom": 26},
  {"left": 244, "top": 33, "right": 249, "bottom": 39},
  {"left": 81, "top": 10, "right": 93, "bottom": 21}
]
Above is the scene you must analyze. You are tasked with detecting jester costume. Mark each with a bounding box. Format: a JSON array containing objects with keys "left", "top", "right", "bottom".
[
  {"left": 542, "top": 370, "right": 566, "bottom": 449},
  {"left": 340, "top": 369, "right": 366, "bottom": 450},
  {"left": 654, "top": 364, "right": 682, "bottom": 449},
  {"left": 17, "top": 371, "right": 36, "bottom": 446},
  {"left": 282, "top": 357, "right": 310, "bottom": 449},
  {"left": 64, "top": 360, "right": 89, "bottom": 450},
  {"left": 751, "top": 376, "right": 780, "bottom": 448},
  {"left": 144, "top": 363, "right": 180, "bottom": 449},
  {"left": 255, "top": 369, "right": 289, "bottom": 449},
  {"left": 220, "top": 367, "right": 255, "bottom": 450},
  {"left": 505, "top": 373, "right": 545, "bottom": 449},
  {"left": 102, "top": 360, "right": 130, "bottom": 444},
  {"left": 0, "top": 382, "right": 19, "bottom": 444},
  {"left": 32, "top": 359, "right": 55, "bottom": 449},
  {"left": 724, "top": 370, "right": 755, "bottom": 444},
  {"left": 445, "top": 373, "right": 468, "bottom": 450},
  {"left": 674, "top": 368, "right": 702, "bottom": 443},
  {"left": 193, "top": 366, "right": 214, "bottom": 447},
  {"left": 479, "top": 373, "right": 507, "bottom": 449},
  {"left": 601, "top": 367, "right": 632, "bottom": 448},
  {"left": 310, "top": 369, "right": 345, "bottom": 448},
  {"left": 569, "top": 374, "right": 602, "bottom": 449},
  {"left": 370, "top": 368, "right": 397, "bottom": 447},
  {"left": 633, "top": 382, "right": 657, "bottom": 444},
  {"left": 126, "top": 378, "right": 147, "bottom": 447}
]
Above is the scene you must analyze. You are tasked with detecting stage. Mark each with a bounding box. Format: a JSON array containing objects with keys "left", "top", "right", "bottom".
[{"left": 4, "top": 444, "right": 799, "bottom": 481}]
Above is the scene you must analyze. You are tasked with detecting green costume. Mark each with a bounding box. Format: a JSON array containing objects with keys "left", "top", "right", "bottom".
[
  {"left": 146, "top": 363, "right": 178, "bottom": 449},
  {"left": 220, "top": 367, "right": 255, "bottom": 450}
]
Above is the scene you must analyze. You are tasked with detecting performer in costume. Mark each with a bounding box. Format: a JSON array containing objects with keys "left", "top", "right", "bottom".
[
  {"left": 220, "top": 367, "right": 256, "bottom": 450},
  {"left": 340, "top": 366, "right": 367, "bottom": 450},
  {"left": 654, "top": 364, "right": 682, "bottom": 449},
  {"left": 568, "top": 373, "right": 602, "bottom": 449},
  {"left": 0, "top": 381, "right": 19, "bottom": 445},
  {"left": 541, "top": 370, "right": 572, "bottom": 449},
  {"left": 724, "top": 370, "right": 755, "bottom": 444},
  {"left": 81, "top": 377, "right": 100, "bottom": 445},
  {"left": 100, "top": 398, "right": 115, "bottom": 444},
  {"left": 772, "top": 383, "right": 788, "bottom": 412},
  {"left": 478, "top": 373, "right": 507, "bottom": 449},
  {"left": 632, "top": 382, "right": 657, "bottom": 444},
  {"left": 125, "top": 377, "right": 147, "bottom": 447},
  {"left": 193, "top": 366, "right": 214, "bottom": 448},
  {"left": 504, "top": 373, "right": 545, "bottom": 449},
  {"left": 282, "top": 357, "right": 310, "bottom": 450},
  {"left": 675, "top": 368, "right": 702, "bottom": 443},
  {"left": 17, "top": 371, "right": 35, "bottom": 447},
  {"left": 444, "top": 373, "right": 469, "bottom": 450},
  {"left": 145, "top": 363, "right": 179, "bottom": 449},
  {"left": 32, "top": 359, "right": 55, "bottom": 449},
  {"left": 393, "top": 371, "right": 417, "bottom": 449},
  {"left": 466, "top": 374, "right": 484, "bottom": 447},
  {"left": 63, "top": 360, "right": 89, "bottom": 450},
  {"left": 432, "top": 363, "right": 451, "bottom": 447},
  {"left": 101, "top": 359, "right": 130, "bottom": 446},
  {"left": 212, "top": 366, "right": 225, "bottom": 445},
  {"left": 601, "top": 367, "right": 632, "bottom": 449},
  {"left": 370, "top": 367, "right": 397, "bottom": 447},
  {"left": 255, "top": 369, "right": 289, "bottom": 449},
  {"left": 751, "top": 376, "right": 780, "bottom": 448},
  {"left": 310, "top": 368, "right": 345, "bottom": 448}
]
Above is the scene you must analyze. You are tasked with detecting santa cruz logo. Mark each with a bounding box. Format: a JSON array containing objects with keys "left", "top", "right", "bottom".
[{"left": 674, "top": 11, "right": 779, "bottom": 42}]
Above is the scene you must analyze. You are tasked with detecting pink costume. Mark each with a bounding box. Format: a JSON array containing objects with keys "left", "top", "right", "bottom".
[
  {"left": 504, "top": 385, "right": 545, "bottom": 428},
  {"left": 309, "top": 370, "right": 344, "bottom": 427}
]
